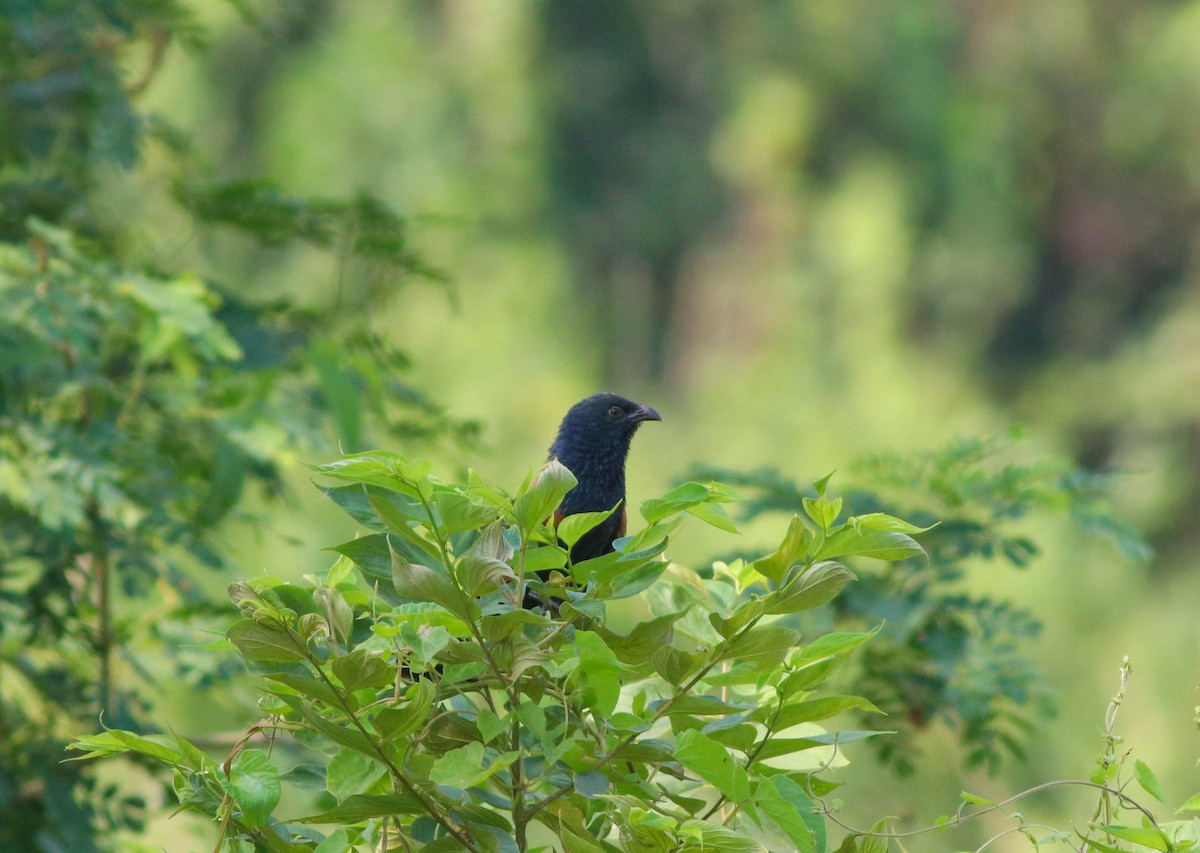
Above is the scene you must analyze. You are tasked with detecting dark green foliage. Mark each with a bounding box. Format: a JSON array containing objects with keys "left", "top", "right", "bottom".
[
  {"left": 72, "top": 453, "right": 924, "bottom": 852},
  {"left": 0, "top": 4, "right": 467, "bottom": 850},
  {"left": 692, "top": 433, "right": 1149, "bottom": 775}
]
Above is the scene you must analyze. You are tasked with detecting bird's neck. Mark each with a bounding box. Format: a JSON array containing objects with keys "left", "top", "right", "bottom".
[{"left": 550, "top": 443, "right": 629, "bottom": 512}]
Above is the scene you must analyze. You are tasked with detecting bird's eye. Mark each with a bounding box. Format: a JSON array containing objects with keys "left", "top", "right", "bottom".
[{"left": 607, "top": 406, "right": 624, "bottom": 419}]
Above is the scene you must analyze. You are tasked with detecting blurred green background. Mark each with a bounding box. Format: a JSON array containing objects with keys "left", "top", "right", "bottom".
[{"left": 5, "top": 0, "right": 1200, "bottom": 850}]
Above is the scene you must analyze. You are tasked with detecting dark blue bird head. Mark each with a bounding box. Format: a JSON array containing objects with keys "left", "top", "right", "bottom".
[{"left": 548, "top": 393, "right": 661, "bottom": 515}]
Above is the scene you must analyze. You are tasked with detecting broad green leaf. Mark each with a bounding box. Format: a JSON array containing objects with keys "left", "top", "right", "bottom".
[
  {"left": 1179, "top": 791, "right": 1200, "bottom": 812},
  {"left": 326, "top": 749, "right": 385, "bottom": 801},
  {"left": 674, "top": 729, "right": 751, "bottom": 805},
  {"left": 457, "top": 554, "right": 514, "bottom": 596},
  {"left": 515, "top": 460, "right": 577, "bottom": 533},
  {"left": 476, "top": 709, "right": 506, "bottom": 743},
  {"left": 1135, "top": 759, "right": 1169, "bottom": 805},
  {"left": 433, "top": 489, "right": 500, "bottom": 534},
  {"left": 228, "top": 749, "right": 280, "bottom": 827},
  {"left": 557, "top": 505, "right": 619, "bottom": 548},
  {"left": 709, "top": 599, "right": 765, "bottom": 640},
  {"left": 719, "top": 625, "right": 801, "bottom": 668},
  {"left": 770, "top": 695, "right": 884, "bottom": 730},
  {"left": 1096, "top": 826, "right": 1172, "bottom": 852},
  {"left": 640, "top": 481, "right": 741, "bottom": 525},
  {"left": 278, "top": 695, "right": 376, "bottom": 757},
  {"left": 389, "top": 543, "right": 468, "bottom": 618},
  {"left": 757, "top": 776, "right": 821, "bottom": 853},
  {"left": 227, "top": 620, "right": 306, "bottom": 664},
  {"left": 331, "top": 649, "right": 393, "bottom": 693},
  {"left": 522, "top": 543, "right": 570, "bottom": 574},
  {"left": 767, "top": 561, "right": 855, "bottom": 614},
  {"left": 598, "top": 613, "right": 681, "bottom": 664},
  {"left": 652, "top": 646, "right": 704, "bottom": 686},
  {"left": 573, "top": 771, "right": 609, "bottom": 799},
  {"left": 429, "top": 742, "right": 516, "bottom": 790},
  {"left": 572, "top": 631, "right": 623, "bottom": 716},
  {"left": 752, "top": 516, "right": 812, "bottom": 584},
  {"left": 294, "top": 793, "right": 424, "bottom": 823},
  {"left": 263, "top": 672, "right": 341, "bottom": 707},
  {"left": 374, "top": 679, "right": 435, "bottom": 741},
  {"left": 814, "top": 527, "right": 924, "bottom": 562},
  {"left": 685, "top": 500, "right": 740, "bottom": 533},
  {"left": 791, "top": 629, "right": 878, "bottom": 667}
]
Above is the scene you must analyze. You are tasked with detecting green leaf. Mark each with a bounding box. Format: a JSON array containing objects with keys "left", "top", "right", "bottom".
[
  {"left": 767, "top": 561, "right": 855, "bottom": 614},
  {"left": 294, "top": 793, "right": 425, "bottom": 823},
  {"left": 433, "top": 489, "right": 500, "bottom": 534},
  {"left": 845, "top": 513, "right": 937, "bottom": 535},
  {"left": 757, "top": 776, "right": 821, "bottom": 853},
  {"left": 476, "top": 709, "right": 507, "bottom": 743},
  {"left": 597, "top": 613, "right": 681, "bottom": 664},
  {"left": 227, "top": 749, "right": 281, "bottom": 827},
  {"left": 67, "top": 730, "right": 186, "bottom": 765},
  {"left": 1135, "top": 759, "right": 1169, "bottom": 805},
  {"left": 331, "top": 649, "right": 393, "bottom": 693},
  {"left": 374, "top": 679, "right": 436, "bottom": 741},
  {"left": 278, "top": 695, "right": 377, "bottom": 757},
  {"left": 640, "top": 481, "right": 741, "bottom": 526},
  {"left": 227, "top": 620, "right": 307, "bottom": 664},
  {"left": 1096, "top": 826, "right": 1172, "bottom": 852},
  {"left": 803, "top": 495, "right": 842, "bottom": 530},
  {"left": 557, "top": 505, "right": 619, "bottom": 549},
  {"left": 814, "top": 527, "right": 924, "bottom": 562},
  {"left": 389, "top": 542, "right": 469, "bottom": 618},
  {"left": 770, "top": 695, "right": 884, "bottom": 729},
  {"left": 572, "top": 630, "right": 623, "bottom": 716},
  {"left": 326, "top": 749, "right": 385, "bottom": 801},
  {"left": 752, "top": 516, "right": 812, "bottom": 584},
  {"left": 515, "top": 459, "right": 577, "bottom": 533},
  {"left": 1179, "top": 791, "right": 1200, "bottom": 812},
  {"left": 652, "top": 646, "right": 704, "bottom": 686},
  {"left": 959, "top": 791, "right": 997, "bottom": 808},
  {"left": 458, "top": 554, "right": 514, "bottom": 596},
  {"left": 429, "top": 742, "right": 514, "bottom": 789},
  {"left": 674, "top": 729, "right": 751, "bottom": 805},
  {"left": 573, "top": 771, "right": 609, "bottom": 799},
  {"left": 719, "top": 625, "right": 801, "bottom": 669}
]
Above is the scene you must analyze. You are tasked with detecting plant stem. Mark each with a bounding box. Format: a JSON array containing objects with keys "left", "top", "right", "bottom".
[{"left": 87, "top": 496, "right": 112, "bottom": 719}]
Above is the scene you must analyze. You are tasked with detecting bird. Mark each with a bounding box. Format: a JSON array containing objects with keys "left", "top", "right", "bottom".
[{"left": 546, "top": 392, "right": 661, "bottom": 564}]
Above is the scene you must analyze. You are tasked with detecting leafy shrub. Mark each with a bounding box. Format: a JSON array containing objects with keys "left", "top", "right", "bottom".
[
  {"left": 694, "top": 432, "right": 1150, "bottom": 774},
  {"left": 71, "top": 453, "right": 931, "bottom": 851}
]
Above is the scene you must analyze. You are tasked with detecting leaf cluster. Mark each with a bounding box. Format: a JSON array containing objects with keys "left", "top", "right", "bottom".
[
  {"left": 71, "top": 455, "right": 931, "bottom": 852},
  {"left": 692, "top": 433, "right": 1148, "bottom": 775}
]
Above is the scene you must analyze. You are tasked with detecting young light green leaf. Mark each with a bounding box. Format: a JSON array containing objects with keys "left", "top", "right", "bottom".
[
  {"left": 846, "top": 512, "right": 937, "bottom": 535},
  {"left": 1135, "top": 759, "right": 1168, "bottom": 805},
  {"left": 960, "top": 791, "right": 997, "bottom": 808},
  {"left": 815, "top": 527, "right": 924, "bottom": 562},
  {"left": 1096, "top": 826, "right": 1172, "bottom": 852},
  {"left": 556, "top": 505, "right": 619, "bottom": 549},
  {"left": 751, "top": 516, "right": 812, "bottom": 584},
  {"left": 514, "top": 460, "right": 577, "bottom": 533}
]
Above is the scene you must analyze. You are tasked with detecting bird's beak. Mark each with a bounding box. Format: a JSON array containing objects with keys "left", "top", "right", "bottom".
[{"left": 635, "top": 405, "right": 661, "bottom": 423}]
